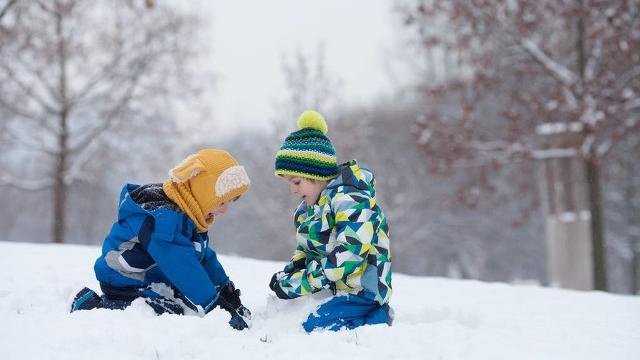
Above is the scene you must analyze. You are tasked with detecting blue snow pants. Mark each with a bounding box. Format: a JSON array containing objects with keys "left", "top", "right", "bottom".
[
  {"left": 302, "top": 295, "right": 393, "bottom": 332},
  {"left": 99, "top": 283, "right": 192, "bottom": 315}
]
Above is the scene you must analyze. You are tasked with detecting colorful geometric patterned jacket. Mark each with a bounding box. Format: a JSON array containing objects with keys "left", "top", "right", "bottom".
[{"left": 274, "top": 160, "right": 392, "bottom": 305}]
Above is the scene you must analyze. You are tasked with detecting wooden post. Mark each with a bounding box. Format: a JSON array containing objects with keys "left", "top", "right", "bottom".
[{"left": 536, "top": 123, "right": 594, "bottom": 290}]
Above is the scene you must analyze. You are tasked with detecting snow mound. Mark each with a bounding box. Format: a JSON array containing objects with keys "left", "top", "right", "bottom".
[{"left": 0, "top": 241, "right": 639, "bottom": 360}]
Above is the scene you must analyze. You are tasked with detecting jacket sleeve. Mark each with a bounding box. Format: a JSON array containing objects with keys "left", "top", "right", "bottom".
[
  {"left": 274, "top": 255, "right": 326, "bottom": 298},
  {"left": 272, "top": 204, "right": 321, "bottom": 298},
  {"left": 282, "top": 203, "right": 310, "bottom": 273},
  {"left": 282, "top": 244, "right": 307, "bottom": 273},
  {"left": 145, "top": 219, "right": 218, "bottom": 312},
  {"left": 274, "top": 190, "right": 375, "bottom": 297},
  {"left": 202, "top": 247, "right": 230, "bottom": 288}
]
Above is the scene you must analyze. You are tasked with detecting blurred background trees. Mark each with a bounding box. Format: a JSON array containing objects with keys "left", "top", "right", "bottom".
[
  {"left": 0, "top": 0, "right": 209, "bottom": 243},
  {"left": 396, "top": 0, "right": 640, "bottom": 291}
]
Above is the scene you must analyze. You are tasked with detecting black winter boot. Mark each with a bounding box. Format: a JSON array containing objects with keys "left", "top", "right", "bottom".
[{"left": 70, "top": 287, "right": 103, "bottom": 312}]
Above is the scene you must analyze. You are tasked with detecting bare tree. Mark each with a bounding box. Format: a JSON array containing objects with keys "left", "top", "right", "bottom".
[
  {"left": 276, "top": 44, "right": 344, "bottom": 125},
  {"left": 0, "top": 0, "right": 208, "bottom": 243},
  {"left": 398, "top": 0, "right": 640, "bottom": 291}
]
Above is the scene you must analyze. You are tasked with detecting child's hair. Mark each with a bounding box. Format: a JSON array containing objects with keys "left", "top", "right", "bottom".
[
  {"left": 306, "top": 177, "right": 330, "bottom": 184},
  {"left": 274, "top": 110, "right": 338, "bottom": 181}
]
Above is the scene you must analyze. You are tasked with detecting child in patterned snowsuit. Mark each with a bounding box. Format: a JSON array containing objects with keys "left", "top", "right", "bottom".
[
  {"left": 269, "top": 110, "right": 393, "bottom": 332},
  {"left": 70, "top": 149, "right": 253, "bottom": 330}
]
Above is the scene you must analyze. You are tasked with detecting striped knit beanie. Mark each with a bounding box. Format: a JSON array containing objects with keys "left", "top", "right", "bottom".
[{"left": 274, "top": 110, "right": 338, "bottom": 180}]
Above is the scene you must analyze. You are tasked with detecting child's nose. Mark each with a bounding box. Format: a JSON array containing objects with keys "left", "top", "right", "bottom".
[{"left": 216, "top": 203, "right": 229, "bottom": 214}]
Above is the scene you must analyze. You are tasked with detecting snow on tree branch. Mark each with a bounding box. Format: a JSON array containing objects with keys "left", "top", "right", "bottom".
[
  {"left": 0, "top": 172, "right": 53, "bottom": 191},
  {"left": 519, "top": 39, "right": 577, "bottom": 88}
]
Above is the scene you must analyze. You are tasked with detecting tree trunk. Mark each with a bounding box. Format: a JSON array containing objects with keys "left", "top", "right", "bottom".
[
  {"left": 585, "top": 155, "right": 607, "bottom": 290},
  {"left": 576, "top": 0, "right": 607, "bottom": 291},
  {"left": 52, "top": 135, "right": 67, "bottom": 244},
  {"left": 53, "top": 6, "right": 68, "bottom": 244},
  {"left": 632, "top": 238, "right": 639, "bottom": 294}
]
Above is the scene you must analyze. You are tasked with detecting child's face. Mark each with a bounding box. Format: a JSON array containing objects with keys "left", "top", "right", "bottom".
[
  {"left": 204, "top": 197, "right": 239, "bottom": 222},
  {"left": 283, "top": 175, "right": 328, "bottom": 205}
]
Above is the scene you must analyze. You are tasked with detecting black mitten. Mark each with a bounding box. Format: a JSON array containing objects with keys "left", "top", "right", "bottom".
[
  {"left": 217, "top": 282, "right": 252, "bottom": 330},
  {"left": 269, "top": 272, "right": 297, "bottom": 299},
  {"left": 268, "top": 272, "right": 280, "bottom": 292},
  {"left": 228, "top": 306, "right": 251, "bottom": 330},
  {"left": 217, "top": 282, "right": 242, "bottom": 313}
]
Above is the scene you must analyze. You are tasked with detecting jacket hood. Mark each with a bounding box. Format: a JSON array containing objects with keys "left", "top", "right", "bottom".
[
  {"left": 117, "top": 184, "right": 178, "bottom": 220},
  {"left": 117, "top": 184, "right": 147, "bottom": 220},
  {"left": 326, "top": 160, "right": 376, "bottom": 195},
  {"left": 116, "top": 184, "right": 183, "bottom": 238}
]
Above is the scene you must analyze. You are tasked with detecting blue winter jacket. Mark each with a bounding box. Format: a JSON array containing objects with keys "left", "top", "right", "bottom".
[{"left": 93, "top": 184, "right": 229, "bottom": 312}]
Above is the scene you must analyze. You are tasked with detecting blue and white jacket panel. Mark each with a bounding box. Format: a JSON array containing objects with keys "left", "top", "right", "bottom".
[{"left": 94, "top": 184, "right": 228, "bottom": 311}]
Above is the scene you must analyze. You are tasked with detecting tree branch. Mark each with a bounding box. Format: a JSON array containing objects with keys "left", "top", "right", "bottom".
[
  {"left": 616, "top": 65, "right": 640, "bottom": 92},
  {"left": 598, "top": 116, "right": 640, "bottom": 158},
  {"left": 471, "top": 3, "right": 580, "bottom": 103},
  {"left": 0, "top": 172, "right": 54, "bottom": 191},
  {"left": 519, "top": 39, "right": 577, "bottom": 88},
  {"left": 13, "top": 51, "right": 65, "bottom": 110},
  {"left": 4, "top": 124, "right": 58, "bottom": 156},
  {"left": 64, "top": 138, "right": 99, "bottom": 184},
  {"left": 0, "top": 96, "right": 57, "bottom": 134},
  {"left": 68, "top": 60, "right": 146, "bottom": 156},
  {"left": 0, "top": 62, "right": 59, "bottom": 115},
  {"left": 626, "top": 98, "right": 640, "bottom": 113},
  {"left": 0, "top": 0, "right": 18, "bottom": 21}
]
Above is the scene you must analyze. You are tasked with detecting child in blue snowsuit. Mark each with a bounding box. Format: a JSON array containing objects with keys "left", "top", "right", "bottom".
[
  {"left": 71, "top": 149, "right": 252, "bottom": 330},
  {"left": 269, "top": 110, "right": 393, "bottom": 332}
]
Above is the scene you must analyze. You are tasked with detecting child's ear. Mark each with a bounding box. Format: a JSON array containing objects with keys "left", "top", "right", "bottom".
[{"left": 168, "top": 154, "right": 205, "bottom": 183}]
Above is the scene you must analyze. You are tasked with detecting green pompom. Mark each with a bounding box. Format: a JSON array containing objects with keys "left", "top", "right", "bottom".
[{"left": 297, "top": 110, "right": 328, "bottom": 135}]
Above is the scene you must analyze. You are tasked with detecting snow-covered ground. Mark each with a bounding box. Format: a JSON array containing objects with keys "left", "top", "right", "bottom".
[{"left": 1, "top": 241, "right": 638, "bottom": 360}]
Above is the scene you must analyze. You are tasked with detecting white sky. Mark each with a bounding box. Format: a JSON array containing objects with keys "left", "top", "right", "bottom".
[{"left": 195, "top": 0, "right": 400, "bottom": 136}]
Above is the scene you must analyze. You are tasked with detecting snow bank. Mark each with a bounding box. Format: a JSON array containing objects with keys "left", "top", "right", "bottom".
[{"left": 0, "top": 241, "right": 638, "bottom": 360}]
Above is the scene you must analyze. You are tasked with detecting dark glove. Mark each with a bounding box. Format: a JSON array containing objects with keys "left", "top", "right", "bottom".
[
  {"left": 328, "top": 281, "right": 337, "bottom": 295},
  {"left": 269, "top": 272, "right": 280, "bottom": 292},
  {"left": 217, "top": 282, "right": 252, "bottom": 330},
  {"left": 283, "top": 257, "right": 306, "bottom": 273},
  {"left": 218, "top": 282, "right": 242, "bottom": 312},
  {"left": 269, "top": 272, "right": 297, "bottom": 300},
  {"left": 228, "top": 305, "right": 251, "bottom": 330}
]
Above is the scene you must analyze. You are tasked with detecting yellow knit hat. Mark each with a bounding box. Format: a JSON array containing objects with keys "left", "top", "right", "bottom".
[{"left": 162, "top": 149, "right": 250, "bottom": 232}]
